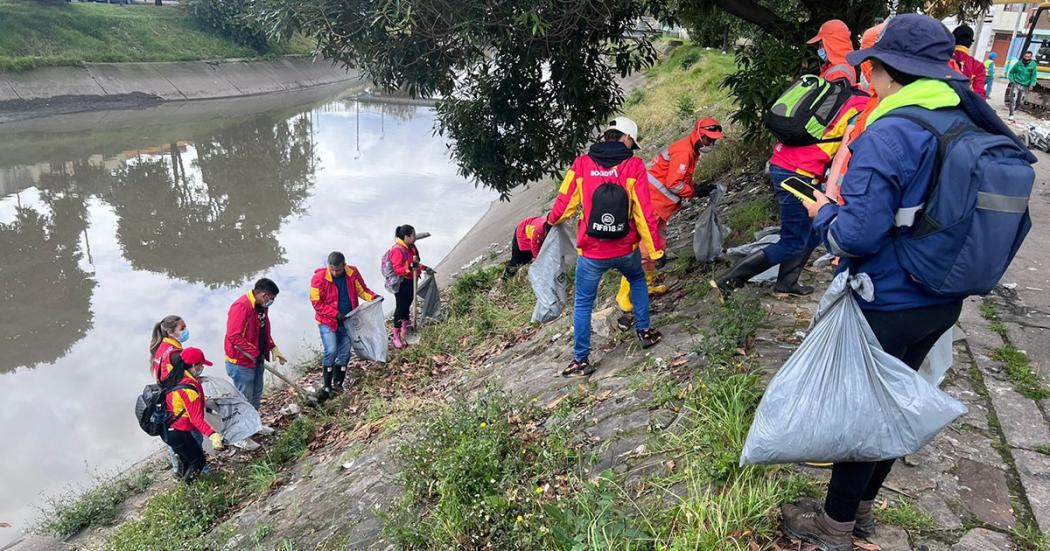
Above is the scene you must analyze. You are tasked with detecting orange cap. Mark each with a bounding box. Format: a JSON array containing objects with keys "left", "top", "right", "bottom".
[
  {"left": 807, "top": 19, "right": 850, "bottom": 45},
  {"left": 860, "top": 22, "right": 886, "bottom": 50},
  {"left": 693, "top": 117, "right": 723, "bottom": 140}
]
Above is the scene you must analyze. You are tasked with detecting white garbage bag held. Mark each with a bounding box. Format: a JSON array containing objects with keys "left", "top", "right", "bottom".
[
  {"left": 345, "top": 297, "right": 388, "bottom": 363},
  {"left": 200, "top": 376, "right": 262, "bottom": 444},
  {"left": 740, "top": 272, "right": 967, "bottom": 465},
  {"left": 692, "top": 184, "right": 730, "bottom": 262},
  {"left": 529, "top": 224, "right": 577, "bottom": 324}
]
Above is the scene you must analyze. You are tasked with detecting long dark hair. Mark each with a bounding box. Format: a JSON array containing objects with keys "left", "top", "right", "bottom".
[{"left": 149, "top": 315, "right": 182, "bottom": 362}]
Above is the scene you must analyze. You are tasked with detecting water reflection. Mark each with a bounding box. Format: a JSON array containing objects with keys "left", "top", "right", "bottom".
[{"left": 0, "top": 91, "right": 498, "bottom": 545}]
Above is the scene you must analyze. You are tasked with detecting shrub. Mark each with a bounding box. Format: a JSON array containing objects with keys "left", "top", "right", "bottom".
[{"left": 185, "top": 0, "right": 271, "bottom": 52}]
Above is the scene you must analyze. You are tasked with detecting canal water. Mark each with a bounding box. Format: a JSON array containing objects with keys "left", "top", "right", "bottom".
[{"left": 0, "top": 87, "right": 498, "bottom": 545}]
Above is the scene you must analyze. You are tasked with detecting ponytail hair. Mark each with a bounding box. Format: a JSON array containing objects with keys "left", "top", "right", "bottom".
[
  {"left": 395, "top": 224, "right": 416, "bottom": 240},
  {"left": 149, "top": 315, "right": 183, "bottom": 359}
]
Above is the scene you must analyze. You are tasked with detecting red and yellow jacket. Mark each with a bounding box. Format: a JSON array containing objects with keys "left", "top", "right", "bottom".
[
  {"left": 646, "top": 135, "right": 701, "bottom": 222},
  {"left": 166, "top": 369, "right": 216, "bottom": 436},
  {"left": 546, "top": 153, "right": 664, "bottom": 260},
  {"left": 951, "top": 47, "right": 987, "bottom": 99},
  {"left": 152, "top": 337, "right": 183, "bottom": 383},
  {"left": 389, "top": 239, "right": 425, "bottom": 280},
  {"left": 514, "top": 216, "right": 548, "bottom": 256},
  {"left": 769, "top": 92, "right": 868, "bottom": 179},
  {"left": 310, "top": 266, "right": 376, "bottom": 331},
  {"left": 224, "top": 290, "right": 275, "bottom": 368}
]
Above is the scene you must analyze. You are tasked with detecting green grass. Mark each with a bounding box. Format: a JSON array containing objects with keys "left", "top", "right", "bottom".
[
  {"left": 38, "top": 469, "right": 154, "bottom": 538},
  {"left": 0, "top": 1, "right": 313, "bottom": 72},
  {"left": 993, "top": 345, "right": 1050, "bottom": 401},
  {"left": 105, "top": 417, "right": 315, "bottom": 549},
  {"left": 875, "top": 498, "right": 936, "bottom": 532},
  {"left": 1013, "top": 520, "right": 1050, "bottom": 551},
  {"left": 724, "top": 198, "right": 777, "bottom": 245}
]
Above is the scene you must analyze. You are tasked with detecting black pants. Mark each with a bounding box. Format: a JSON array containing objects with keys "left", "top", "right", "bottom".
[
  {"left": 823, "top": 299, "right": 963, "bottom": 522},
  {"left": 503, "top": 237, "right": 534, "bottom": 277},
  {"left": 393, "top": 279, "right": 414, "bottom": 328},
  {"left": 164, "top": 428, "right": 206, "bottom": 483}
]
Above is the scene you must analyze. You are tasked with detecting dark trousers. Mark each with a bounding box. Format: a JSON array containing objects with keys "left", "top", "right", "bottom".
[
  {"left": 762, "top": 165, "right": 822, "bottom": 266},
  {"left": 823, "top": 299, "right": 963, "bottom": 522},
  {"left": 393, "top": 279, "right": 414, "bottom": 328},
  {"left": 164, "top": 428, "right": 206, "bottom": 483},
  {"left": 503, "top": 237, "right": 534, "bottom": 277}
]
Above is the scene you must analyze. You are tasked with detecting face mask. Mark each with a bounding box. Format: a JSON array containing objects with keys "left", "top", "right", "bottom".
[
  {"left": 817, "top": 47, "right": 828, "bottom": 61},
  {"left": 179, "top": 329, "right": 190, "bottom": 343},
  {"left": 698, "top": 144, "right": 716, "bottom": 154},
  {"left": 262, "top": 299, "right": 275, "bottom": 309}
]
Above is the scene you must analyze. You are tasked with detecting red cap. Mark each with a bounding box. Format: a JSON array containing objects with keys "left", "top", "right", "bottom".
[
  {"left": 180, "top": 347, "right": 213, "bottom": 367},
  {"left": 807, "top": 19, "right": 850, "bottom": 45},
  {"left": 692, "top": 117, "right": 724, "bottom": 140}
]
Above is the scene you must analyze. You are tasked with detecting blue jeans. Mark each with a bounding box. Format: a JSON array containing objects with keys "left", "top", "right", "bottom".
[
  {"left": 763, "top": 165, "right": 821, "bottom": 266},
  {"left": 319, "top": 322, "right": 352, "bottom": 366},
  {"left": 226, "top": 361, "right": 264, "bottom": 410},
  {"left": 573, "top": 250, "right": 649, "bottom": 361},
  {"left": 168, "top": 431, "right": 204, "bottom": 475}
]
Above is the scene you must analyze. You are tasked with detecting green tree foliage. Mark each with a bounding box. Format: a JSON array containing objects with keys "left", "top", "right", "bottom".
[{"left": 186, "top": 0, "right": 272, "bottom": 51}]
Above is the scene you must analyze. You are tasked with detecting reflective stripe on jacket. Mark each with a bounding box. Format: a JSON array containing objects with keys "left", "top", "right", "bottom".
[
  {"left": 647, "top": 135, "right": 700, "bottom": 221},
  {"left": 310, "top": 266, "right": 375, "bottom": 331}
]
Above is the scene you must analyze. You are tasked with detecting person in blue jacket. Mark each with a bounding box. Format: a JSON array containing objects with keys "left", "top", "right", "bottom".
[{"left": 779, "top": 14, "right": 1033, "bottom": 549}]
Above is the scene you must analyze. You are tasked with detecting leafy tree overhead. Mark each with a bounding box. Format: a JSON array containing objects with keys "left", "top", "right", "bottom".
[{"left": 257, "top": 0, "right": 991, "bottom": 195}]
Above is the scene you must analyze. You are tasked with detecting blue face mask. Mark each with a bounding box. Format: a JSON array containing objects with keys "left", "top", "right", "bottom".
[
  {"left": 179, "top": 329, "right": 190, "bottom": 343},
  {"left": 262, "top": 299, "right": 275, "bottom": 309},
  {"left": 817, "top": 47, "right": 828, "bottom": 61}
]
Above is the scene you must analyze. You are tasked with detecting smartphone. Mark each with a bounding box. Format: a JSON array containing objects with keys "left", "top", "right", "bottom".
[{"left": 780, "top": 177, "right": 820, "bottom": 204}]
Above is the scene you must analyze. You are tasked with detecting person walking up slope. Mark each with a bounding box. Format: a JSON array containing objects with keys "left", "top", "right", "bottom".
[
  {"left": 311, "top": 251, "right": 377, "bottom": 400},
  {"left": 547, "top": 117, "right": 664, "bottom": 378}
]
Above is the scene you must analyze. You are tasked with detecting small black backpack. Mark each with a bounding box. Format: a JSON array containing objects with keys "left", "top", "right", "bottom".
[
  {"left": 135, "top": 359, "right": 192, "bottom": 437},
  {"left": 586, "top": 180, "right": 630, "bottom": 240}
]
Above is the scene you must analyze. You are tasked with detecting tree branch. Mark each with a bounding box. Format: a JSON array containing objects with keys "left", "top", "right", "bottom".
[{"left": 710, "top": 0, "right": 794, "bottom": 35}]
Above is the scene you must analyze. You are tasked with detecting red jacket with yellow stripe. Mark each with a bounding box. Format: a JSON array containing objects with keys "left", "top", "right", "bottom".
[
  {"left": 152, "top": 337, "right": 183, "bottom": 383},
  {"left": 547, "top": 153, "right": 664, "bottom": 260},
  {"left": 224, "top": 290, "right": 275, "bottom": 368},
  {"left": 165, "top": 369, "right": 216, "bottom": 437},
  {"left": 310, "top": 266, "right": 376, "bottom": 331}
]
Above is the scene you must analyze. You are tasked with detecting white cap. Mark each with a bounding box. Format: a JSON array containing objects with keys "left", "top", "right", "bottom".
[{"left": 606, "top": 116, "right": 641, "bottom": 150}]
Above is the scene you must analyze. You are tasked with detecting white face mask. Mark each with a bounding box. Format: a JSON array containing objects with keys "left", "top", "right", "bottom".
[{"left": 698, "top": 144, "right": 717, "bottom": 154}]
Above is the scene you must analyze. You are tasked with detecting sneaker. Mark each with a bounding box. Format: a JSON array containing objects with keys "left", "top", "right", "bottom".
[
  {"left": 616, "top": 313, "right": 634, "bottom": 331},
  {"left": 561, "top": 358, "right": 595, "bottom": 378},
  {"left": 637, "top": 328, "right": 662, "bottom": 349}
]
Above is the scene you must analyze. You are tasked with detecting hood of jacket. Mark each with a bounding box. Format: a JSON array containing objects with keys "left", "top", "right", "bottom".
[
  {"left": 821, "top": 24, "right": 854, "bottom": 67},
  {"left": 587, "top": 141, "right": 634, "bottom": 168}
]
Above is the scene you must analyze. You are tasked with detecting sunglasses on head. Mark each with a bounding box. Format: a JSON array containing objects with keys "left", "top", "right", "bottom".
[{"left": 702, "top": 124, "right": 722, "bottom": 132}]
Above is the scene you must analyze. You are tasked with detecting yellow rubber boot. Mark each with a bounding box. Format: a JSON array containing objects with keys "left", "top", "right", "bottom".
[
  {"left": 647, "top": 269, "right": 668, "bottom": 296},
  {"left": 616, "top": 276, "right": 634, "bottom": 313}
]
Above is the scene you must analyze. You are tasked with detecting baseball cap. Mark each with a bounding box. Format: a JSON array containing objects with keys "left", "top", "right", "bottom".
[
  {"left": 607, "top": 116, "right": 641, "bottom": 150},
  {"left": 180, "top": 347, "right": 213, "bottom": 367},
  {"left": 693, "top": 117, "right": 724, "bottom": 140},
  {"left": 807, "top": 19, "right": 850, "bottom": 45},
  {"left": 846, "top": 14, "right": 968, "bottom": 82}
]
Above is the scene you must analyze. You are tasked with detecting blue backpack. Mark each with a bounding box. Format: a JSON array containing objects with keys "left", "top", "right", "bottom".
[{"left": 884, "top": 106, "right": 1034, "bottom": 298}]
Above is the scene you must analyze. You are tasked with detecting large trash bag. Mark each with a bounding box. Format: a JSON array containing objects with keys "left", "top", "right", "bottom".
[
  {"left": 740, "top": 272, "right": 967, "bottom": 465},
  {"left": 693, "top": 184, "right": 730, "bottom": 262},
  {"left": 417, "top": 275, "right": 441, "bottom": 320},
  {"left": 345, "top": 297, "right": 388, "bottom": 363},
  {"left": 529, "top": 224, "right": 577, "bottom": 324},
  {"left": 200, "top": 376, "right": 262, "bottom": 444},
  {"left": 919, "top": 327, "right": 957, "bottom": 387},
  {"left": 726, "top": 231, "right": 780, "bottom": 283}
]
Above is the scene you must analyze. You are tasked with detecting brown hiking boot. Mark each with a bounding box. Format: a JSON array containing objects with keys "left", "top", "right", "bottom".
[
  {"left": 782, "top": 503, "right": 854, "bottom": 551},
  {"left": 853, "top": 499, "right": 876, "bottom": 539}
]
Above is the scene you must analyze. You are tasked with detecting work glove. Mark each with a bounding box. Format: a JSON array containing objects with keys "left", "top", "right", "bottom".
[
  {"left": 425, "top": 267, "right": 436, "bottom": 276},
  {"left": 336, "top": 312, "right": 351, "bottom": 321},
  {"left": 543, "top": 220, "right": 552, "bottom": 233},
  {"left": 272, "top": 347, "right": 288, "bottom": 365},
  {"left": 210, "top": 433, "right": 224, "bottom": 451}
]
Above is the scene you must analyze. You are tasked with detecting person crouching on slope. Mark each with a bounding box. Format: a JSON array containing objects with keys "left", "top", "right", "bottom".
[
  {"left": 547, "top": 117, "right": 664, "bottom": 378},
  {"left": 615, "top": 117, "right": 723, "bottom": 329},
  {"left": 502, "top": 215, "right": 549, "bottom": 279},
  {"left": 311, "top": 251, "right": 377, "bottom": 400},
  {"left": 163, "top": 347, "right": 224, "bottom": 484}
]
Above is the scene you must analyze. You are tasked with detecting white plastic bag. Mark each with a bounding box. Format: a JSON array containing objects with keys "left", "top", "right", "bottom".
[
  {"left": 200, "top": 376, "right": 262, "bottom": 444},
  {"left": 740, "top": 272, "right": 967, "bottom": 465},
  {"left": 344, "top": 297, "right": 388, "bottom": 363},
  {"left": 529, "top": 224, "right": 576, "bottom": 323},
  {"left": 693, "top": 184, "right": 729, "bottom": 262},
  {"left": 919, "top": 328, "right": 956, "bottom": 387}
]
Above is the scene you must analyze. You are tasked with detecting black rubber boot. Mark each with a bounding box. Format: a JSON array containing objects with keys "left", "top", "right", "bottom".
[
  {"left": 709, "top": 251, "right": 775, "bottom": 299},
  {"left": 773, "top": 248, "right": 815, "bottom": 296},
  {"left": 332, "top": 365, "right": 346, "bottom": 394},
  {"left": 319, "top": 364, "right": 334, "bottom": 402}
]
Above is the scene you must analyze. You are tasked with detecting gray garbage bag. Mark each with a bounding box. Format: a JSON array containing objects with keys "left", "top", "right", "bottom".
[
  {"left": 693, "top": 184, "right": 729, "bottom": 262},
  {"left": 919, "top": 327, "right": 958, "bottom": 387},
  {"left": 200, "top": 376, "right": 262, "bottom": 444},
  {"left": 529, "top": 224, "right": 577, "bottom": 324},
  {"left": 740, "top": 272, "right": 967, "bottom": 465},
  {"left": 726, "top": 233, "right": 779, "bottom": 283},
  {"left": 345, "top": 297, "right": 388, "bottom": 363},
  {"left": 417, "top": 275, "right": 441, "bottom": 320}
]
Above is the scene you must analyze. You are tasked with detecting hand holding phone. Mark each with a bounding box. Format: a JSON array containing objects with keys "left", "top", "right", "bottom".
[{"left": 780, "top": 177, "right": 820, "bottom": 204}]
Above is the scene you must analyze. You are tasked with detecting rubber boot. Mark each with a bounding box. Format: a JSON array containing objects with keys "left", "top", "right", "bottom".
[
  {"left": 709, "top": 251, "right": 774, "bottom": 300},
  {"left": 646, "top": 269, "right": 668, "bottom": 296},
  {"left": 399, "top": 325, "right": 410, "bottom": 348},
  {"left": 391, "top": 325, "right": 404, "bottom": 349},
  {"left": 615, "top": 277, "right": 634, "bottom": 313},
  {"left": 332, "top": 365, "right": 346, "bottom": 395},
  {"left": 319, "top": 364, "right": 333, "bottom": 402},
  {"left": 773, "top": 249, "right": 815, "bottom": 296},
  {"left": 781, "top": 503, "right": 854, "bottom": 551},
  {"left": 853, "top": 499, "right": 876, "bottom": 539}
]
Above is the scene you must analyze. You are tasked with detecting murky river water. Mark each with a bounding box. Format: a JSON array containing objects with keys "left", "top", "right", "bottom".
[{"left": 0, "top": 87, "right": 497, "bottom": 545}]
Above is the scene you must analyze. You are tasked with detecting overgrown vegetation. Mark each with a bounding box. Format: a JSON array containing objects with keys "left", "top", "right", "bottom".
[
  {"left": 105, "top": 417, "right": 314, "bottom": 549},
  {"left": 875, "top": 497, "right": 937, "bottom": 532},
  {"left": 0, "top": 2, "right": 311, "bottom": 72},
  {"left": 1012, "top": 520, "right": 1050, "bottom": 551},
  {"left": 38, "top": 470, "right": 154, "bottom": 538},
  {"left": 724, "top": 197, "right": 777, "bottom": 245},
  {"left": 994, "top": 345, "right": 1050, "bottom": 401},
  {"left": 185, "top": 0, "right": 283, "bottom": 52}
]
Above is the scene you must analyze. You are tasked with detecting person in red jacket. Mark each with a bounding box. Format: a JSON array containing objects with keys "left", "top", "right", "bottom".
[
  {"left": 615, "top": 117, "right": 723, "bottom": 324},
  {"left": 148, "top": 314, "right": 202, "bottom": 475},
  {"left": 502, "top": 215, "right": 550, "bottom": 278},
  {"left": 386, "top": 225, "right": 433, "bottom": 349},
  {"left": 547, "top": 116, "right": 664, "bottom": 378},
  {"left": 310, "top": 251, "right": 377, "bottom": 399},
  {"left": 951, "top": 25, "right": 987, "bottom": 98},
  {"left": 224, "top": 278, "right": 287, "bottom": 410},
  {"left": 163, "top": 347, "right": 224, "bottom": 483}
]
